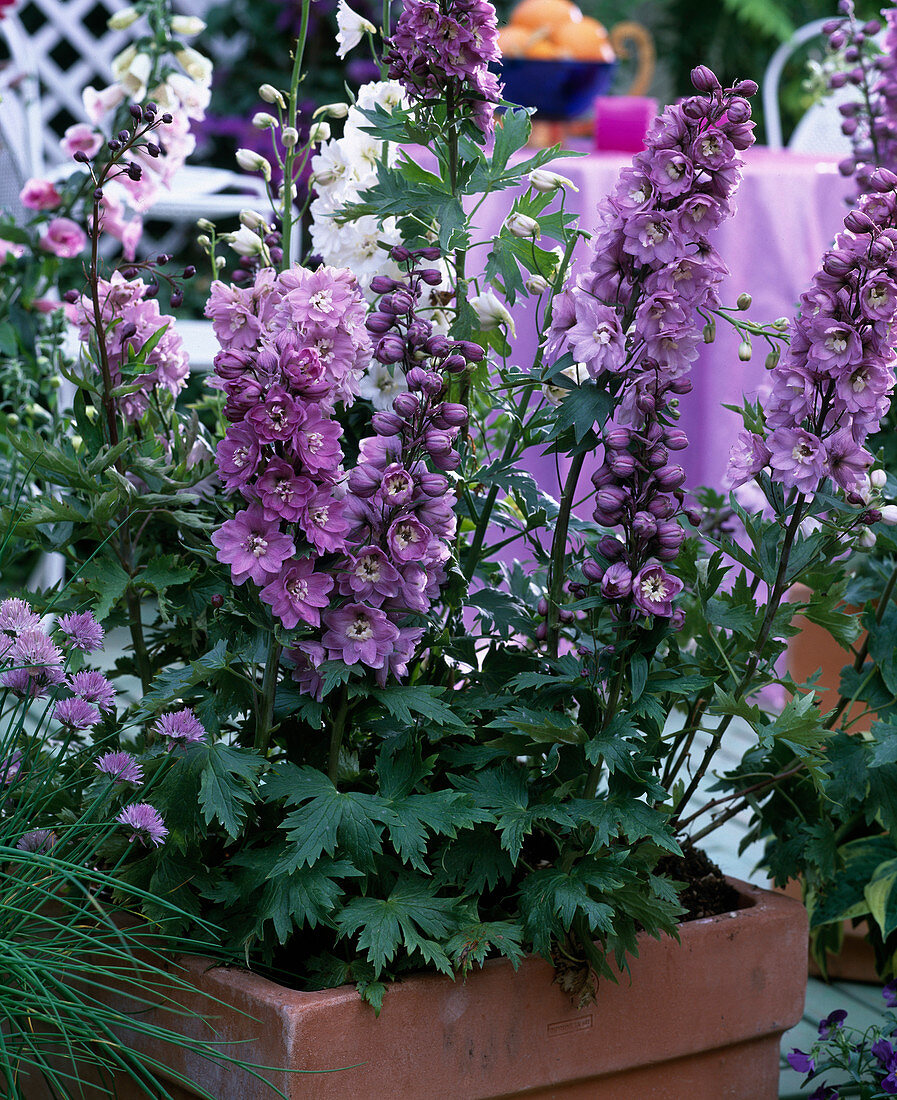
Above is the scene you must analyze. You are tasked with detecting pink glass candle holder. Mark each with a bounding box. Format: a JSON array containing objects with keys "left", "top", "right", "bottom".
[{"left": 594, "top": 96, "right": 658, "bottom": 153}]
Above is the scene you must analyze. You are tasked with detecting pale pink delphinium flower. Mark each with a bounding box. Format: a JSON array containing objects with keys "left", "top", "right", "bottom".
[{"left": 39, "top": 218, "right": 87, "bottom": 258}]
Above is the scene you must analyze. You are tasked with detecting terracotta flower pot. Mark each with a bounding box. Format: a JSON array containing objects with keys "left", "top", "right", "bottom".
[{"left": 24, "top": 879, "right": 806, "bottom": 1099}]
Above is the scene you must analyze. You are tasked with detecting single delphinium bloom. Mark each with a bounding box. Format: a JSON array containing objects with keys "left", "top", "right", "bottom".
[
  {"left": 547, "top": 67, "right": 757, "bottom": 625},
  {"left": 16, "top": 829, "right": 58, "bottom": 854},
  {"left": 95, "top": 750, "right": 144, "bottom": 785},
  {"left": 728, "top": 185, "right": 897, "bottom": 502},
  {"left": 385, "top": 0, "right": 503, "bottom": 135},
  {"left": 211, "top": 504, "right": 297, "bottom": 586},
  {"left": 54, "top": 696, "right": 102, "bottom": 730},
  {"left": 1, "top": 629, "right": 66, "bottom": 697},
  {"left": 55, "top": 610, "right": 104, "bottom": 653},
  {"left": 67, "top": 669, "right": 117, "bottom": 712},
  {"left": 71, "top": 272, "right": 189, "bottom": 421},
  {"left": 153, "top": 707, "right": 207, "bottom": 745},
  {"left": 116, "top": 803, "right": 168, "bottom": 847}
]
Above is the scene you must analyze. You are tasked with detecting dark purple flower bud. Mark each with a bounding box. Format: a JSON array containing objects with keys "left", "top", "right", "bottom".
[
  {"left": 367, "top": 312, "right": 396, "bottom": 334},
  {"left": 129, "top": 104, "right": 143, "bottom": 120},
  {"left": 419, "top": 268, "right": 442, "bottom": 286},
  {"left": 863, "top": 508, "right": 883, "bottom": 524},
  {"left": 847, "top": 66, "right": 866, "bottom": 85},
  {"left": 232, "top": 269, "right": 250, "bottom": 284},
  {"left": 601, "top": 562, "right": 633, "bottom": 599},
  {"left": 117, "top": 129, "right": 131, "bottom": 143},
  {"left": 390, "top": 245, "right": 411, "bottom": 262},
  {"left": 393, "top": 392, "right": 419, "bottom": 418},
  {"left": 684, "top": 507, "right": 702, "bottom": 527},
  {"left": 161, "top": 112, "right": 173, "bottom": 124},
  {"left": 405, "top": 366, "right": 428, "bottom": 390},
  {"left": 656, "top": 521, "right": 685, "bottom": 549},
  {"left": 838, "top": 157, "right": 856, "bottom": 177},
  {"left": 443, "top": 354, "right": 468, "bottom": 373},
  {"left": 864, "top": 19, "right": 882, "bottom": 34},
  {"left": 669, "top": 377, "right": 693, "bottom": 395},
  {"left": 374, "top": 334, "right": 406, "bottom": 364},
  {"left": 670, "top": 608, "right": 685, "bottom": 631},
  {"left": 406, "top": 320, "right": 432, "bottom": 346},
  {"left": 822, "top": 250, "right": 854, "bottom": 277},
  {"left": 664, "top": 428, "right": 688, "bottom": 450},
  {"left": 73, "top": 150, "right": 90, "bottom": 163},
  {"left": 391, "top": 288, "right": 415, "bottom": 314},
  {"left": 371, "top": 275, "right": 398, "bottom": 294},
  {"left": 431, "top": 450, "right": 461, "bottom": 471},
  {"left": 647, "top": 445, "right": 669, "bottom": 469},
  {"left": 597, "top": 535, "right": 624, "bottom": 561},
  {"left": 691, "top": 65, "right": 720, "bottom": 92},
  {"left": 537, "top": 597, "right": 549, "bottom": 616},
  {"left": 379, "top": 294, "right": 399, "bottom": 315},
  {"left": 145, "top": 142, "right": 160, "bottom": 157},
  {"left": 682, "top": 100, "right": 706, "bottom": 120},
  {"left": 845, "top": 210, "right": 877, "bottom": 234},
  {"left": 183, "top": 265, "right": 196, "bottom": 279},
  {"left": 632, "top": 511, "right": 657, "bottom": 538},
  {"left": 821, "top": 18, "right": 842, "bottom": 34},
  {"left": 609, "top": 451, "right": 637, "bottom": 477},
  {"left": 636, "top": 392, "right": 656, "bottom": 415},
  {"left": 591, "top": 465, "right": 616, "bottom": 489},
  {"left": 871, "top": 167, "right": 897, "bottom": 191},
  {"left": 269, "top": 247, "right": 283, "bottom": 263},
  {"left": 439, "top": 403, "right": 468, "bottom": 427},
  {"left": 844, "top": 45, "right": 860, "bottom": 62},
  {"left": 604, "top": 427, "right": 631, "bottom": 450},
  {"left": 829, "top": 72, "right": 847, "bottom": 89},
  {"left": 725, "top": 98, "right": 751, "bottom": 123},
  {"left": 841, "top": 117, "right": 858, "bottom": 136},
  {"left": 372, "top": 411, "right": 404, "bottom": 436},
  {"left": 418, "top": 246, "right": 441, "bottom": 261},
  {"left": 559, "top": 608, "right": 574, "bottom": 624},
  {"left": 734, "top": 78, "right": 758, "bottom": 97},
  {"left": 648, "top": 494, "right": 675, "bottom": 518},
  {"left": 535, "top": 622, "right": 548, "bottom": 641},
  {"left": 459, "top": 341, "right": 485, "bottom": 363},
  {"left": 145, "top": 281, "right": 159, "bottom": 299},
  {"left": 210, "top": 593, "right": 224, "bottom": 610},
  {"left": 127, "top": 162, "right": 142, "bottom": 180},
  {"left": 348, "top": 463, "right": 383, "bottom": 497},
  {"left": 423, "top": 335, "right": 449, "bottom": 357},
  {"left": 654, "top": 465, "right": 686, "bottom": 491},
  {"left": 419, "top": 472, "right": 448, "bottom": 497},
  {"left": 63, "top": 289, "right": 80, "bottom": 304},
  {"left": 169, "top": 289, "right": 183, "bottom": 308},
  {"left": 120, "top": 322, "right": 138, "bottom": 340},
  {"left": 421, "top": 372, "right": 444, "bottom": 396},
  {"left": 582, "top": 559, "right": 605, "bottom": 582},
  {"left": 107, "top": 139, "right": 121, "bottom": 151},
  {"left": 596, "top": 486, "right": 628, "bottom": 513},
  {"left": 425, "top": 429, "right": 454, "bottom": 456}
]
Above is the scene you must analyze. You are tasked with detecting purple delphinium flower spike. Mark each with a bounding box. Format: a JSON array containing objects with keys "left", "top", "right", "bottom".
[{"left": 116, "top": 803, "right": 168, "bottom": 847}]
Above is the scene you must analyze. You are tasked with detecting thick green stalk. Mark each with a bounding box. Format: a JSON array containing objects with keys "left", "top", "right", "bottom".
[
  {"left": 546, "top": 452, "right": 586, "bottom": 658},
  {"left": 327, "top": 685, "right": 350, "bottom": 784},
  {"left": 254, "top": 637, "right": 282, "bottom": 754}
]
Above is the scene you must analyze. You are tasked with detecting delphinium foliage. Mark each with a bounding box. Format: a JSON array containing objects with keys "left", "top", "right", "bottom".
[{"left": 0, "top": 595, "right": 284, "bottom": 1098}]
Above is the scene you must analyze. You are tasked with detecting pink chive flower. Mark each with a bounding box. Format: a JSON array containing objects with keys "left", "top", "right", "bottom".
[
  {"left": 56, "top": 611, "right": 104, "bottom": 653},
  {"left": 54, "top": 696, "right": 102, "bottom": 730},
  {"left": 39, "top": 218, "right": 87, "bottom": 258},
  {"left": 211, "top": 504, "right": 296, "bottom": 586},
  {"left": 67, "top": 670, "right": 116, "bottom": 712},
  {"left": 0, "top": 598, "right": 42, "bottom": 635},
  {"left": 116, "top": 803, "right": 168, "bottom": 847},
  {"left": 1, "top": 630, "right": 65, "bottom": 697},
  {"left": 153, "top": 708, "right": 207, "bottom": 745},
  {"left": 19, "top": 178, "right": 62, "bottom": 211},
  {"left": 96, "top": 750, "right": 144, "bottom": 785},
  {"left": 16, "top": 829, "right": 58, "bottom": 853}
]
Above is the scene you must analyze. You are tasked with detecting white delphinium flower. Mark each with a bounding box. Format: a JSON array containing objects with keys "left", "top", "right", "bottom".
[
  {"left": 470, "top": 290, "right": 516, "bottom": 337},
  {"left": 358, "top": 362, "right": 409, "bottom": 410},
  {"left": 336, "top": 0, "right": 376, "bottom": 59}
]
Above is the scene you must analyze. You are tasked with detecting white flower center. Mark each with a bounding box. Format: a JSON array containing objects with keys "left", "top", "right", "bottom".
[
  {"left": 852, "top": 368, "right": 869, "bottom": 393},
  {"left": 309, "top": 289, "right": 334, "bottom": 314},
  {"left": 641, "top": 576, "right": 668, "bottom": 602},
  {"left": 286, "top": 578, "right": 308, "bottom": 601},
  {"left": 246, "top": 535, "right": 268, "bottom": 557},
  {"left": 357, "top": 556, "right": 380, "bottom": 581},
  {"left": 233, "top": 446, "right": 247, "bottom": 468},
  {"left": 348, "top": 614, "right": 373, "bottom": 641},
  {"left": 592, "top": 326, "right": 612, "bottom": 346},
  {"left": 825, "top": 332, "right": 848, "bottom": 354}
]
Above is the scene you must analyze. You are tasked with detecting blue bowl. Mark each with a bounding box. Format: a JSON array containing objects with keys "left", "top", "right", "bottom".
[{"left": 498, "top": 58, "right": 617, "bottom": 120}]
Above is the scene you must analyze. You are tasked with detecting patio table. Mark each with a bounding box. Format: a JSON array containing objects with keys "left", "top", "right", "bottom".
[{"left": 472, "top": 145, "right": 855, "bottom": 500}]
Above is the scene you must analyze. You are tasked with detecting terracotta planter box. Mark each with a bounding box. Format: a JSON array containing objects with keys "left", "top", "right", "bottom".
[{"left": 24, "top": 879, "right": 806, "bottom": 1099}]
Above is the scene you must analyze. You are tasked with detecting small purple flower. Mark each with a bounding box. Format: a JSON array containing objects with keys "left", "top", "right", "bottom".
[
  {"left": 818, "top": 1009, "right": 847, "bottom": 1038},
  {"left": 883, "top": 980, "right": 897, "bottom": 1008},
  {"left": 724, "top": 430, "right": 771, "bottom": 489},
  {"left": 808, "top": 1086, "right": 839, "bottom": 1100},
  {"left": 1, "top": 630, "right": 65, "bottom": 697},
  {"left": 257, "top": 459, "right": 315, "bottom": 523},
  {"left": 95, "top": 750, "right": 144, "bottom": 785},
  {"left": 0, "top": 598, "right": 42, "bottom": 635},
  {"left": 291, "top": 407, "right": 343, "bottom": 476},
  {"left": 154, "top": 708, "right": 207, "bottom": 745},
  {"left": 786, "top": 1048, "right": 815, "bottom": 1075},
  {"left": 116, "top": 803, "right": 168, "bottom": 847},
  {"left": 322, "top": 603, "right": 400, "bottom": 669},
  {"left": 211, "top": 504, "right": 296, "bottom": 586},
  {"left": 768, "top": 427, "right": 827, "bottom": 496},
  {"left": 387, "top": 516, "right": 431, "bottom": 565},
  {"left": 632, "top": 565, "right": 684, "bottom": 618},
  {"left": 601, "top": 562, "right": 633, "bottom": 599},
  {"left": 826, "top": 431, "right": 871, "bottom": 491},
  {"left": 68, "top": 670, "right": 116, "bottom": 712},
  {"left": 54, "top": 696, "right": 102, "bottom": 730},
  {"left": 302, "top": 492, "right": 349, "bottom": 554},
  {"left": 259, "top": 558, "right": 334, "bottom": 630},
  {"left": 55, "top": 611, "right": 104, "bottom": 653},
  {"left": 217, "top": 423, "right": 262, "bottom": 493},
  {"left": 339, "top": 547, "right": 401, "bottom": 605},
  {"left": 16, "top": 829, "right": 57, "bottom": 853},
  {"left": 873, "top": 1037, "right": 897, "bottom": 1069}
]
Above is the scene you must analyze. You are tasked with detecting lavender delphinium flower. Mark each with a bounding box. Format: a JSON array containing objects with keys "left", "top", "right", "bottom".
[
  {"left": 95, "top": 750, "right": 144, "bottom": 785},
  {"left": 56, "top": 611, "right": 104, "bottom": 653},
  {"left": 385, "top": 0, "right": 502, "bottom": 136},
  {"left": 547, "top": 67, "right": 757, "bottom": 624},
  {"left": 154, "top": 708, "right": 207, "bottom": 745},
  {"left": 116, "top": 803, "right": 168, "bottom": 847}
]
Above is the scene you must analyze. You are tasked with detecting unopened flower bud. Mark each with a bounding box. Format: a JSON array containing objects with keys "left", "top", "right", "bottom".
[
  {"left": 439, "top": 403, "right": 468, "bottom": 428},
  {"left": 526, "top": 274, "right": 551, "bottom": 294},
  {"left": 108, "top": 6, "right": 140, "bottom": 30},
  {"left": 582, "top": 559, "right": 605, "bottom": 582},
  {"left": 537, "top": 597, "right": 549, "bottom": 617},
  {"left": 691, "top": 65, "right": 720, "bottom": 92},
  {"left": 535, "top": 622, "right": 548, "bottom": 641},
  {"left": 702, "top": 320, "right": 716, "bottom": 343},
  {"left": 236, "top": 149, "right": 271, "bottom": 179},
  {"left": 308, "top": 122, "right": 331, "bottom": 144},
  {"left": 197, "top": 234, "right": 211, "bottom": 248},
  {"left": 858, "top": 527, "right": 877, "bottom": 548},
  {"left": 528, "top": 168, "right": 578, "bottom": 193},
  {"left": 880, "top": 505, "right": 897, "bottom": 525},
  {"left": 764, "top": 349, "right": 780, "bottom": 370},
  {"left": 871, "top": 469, "right": 887, "bottom": 489},
  {"left": 663, "top": 428, "right": 688, "bottom": 451},
  {"left": 419, "top": 473, "right": 449, "bottom": 497},
  {"left": 315, "top": 101, "right": 349, "bottom": 119},
  {"left": 506, "top": 212, "right": 540, "bottom": 239},
  {"left": 597, "top": 535, "right": 624, "bottom": 561},
  {"left": 375, "top": 334, "right": 406, "bottom": 364},
  {"left": 252, "top": 112, "right": 278, "bottom": 130},
  {"left": 372, "top": 411, "right": 404, "bottom": 436},
  {"left": 737, "top": 340, "right": 752, "bottom": 361},
  {"left": 171, "top": 15, "right": 206, "bottom": 36},
  {"left": 736, "top": 292, "right": 752, "bottom": 310},
  {"left": 348, "top": 464, "right": 382, "bottom": 497},
  {"left": 259, "top": 84, "right": 286, "bottom": 108},
  {"left": 282, "top": 126, "right": 300, "bottom": 148},
  {"left": 601, "top": 563, "right": 633, "bottom": 599},
  {"left": 239, "top": 209, "right": 268, "bottom": 231},
  {"left": 443, "top": 354, "right": 467, "bottom": 373},
  {"left": 604, "top": 428, "right": 631, "bottom": 450}
]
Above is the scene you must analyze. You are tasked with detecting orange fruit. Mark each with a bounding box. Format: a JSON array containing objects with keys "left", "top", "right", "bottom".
[
  {"left": 551, "top": 16, "right": 614, "bottom": 61},
  {"left": 510, "top": 0, "right": 582, "bottom": 31},
  {"left": 526, "top": 38, "right": 561, "bottom": 58},
  {"left": 498, "top": 25, "right": 533, "bottom": 57}
]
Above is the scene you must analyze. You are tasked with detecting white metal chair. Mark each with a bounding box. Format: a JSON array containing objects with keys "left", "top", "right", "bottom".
[{"left": 762, "top": 17, "right": 862, "bottom": 154}]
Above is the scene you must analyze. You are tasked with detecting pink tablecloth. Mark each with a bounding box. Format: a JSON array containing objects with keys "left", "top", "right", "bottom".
[{"left": 473, "top": 146, "right": 855, "bottom": 499}]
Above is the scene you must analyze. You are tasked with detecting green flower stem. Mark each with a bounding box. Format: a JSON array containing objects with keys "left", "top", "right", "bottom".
[
  {"left": 280, "top": 0, "right": 312, "bottom": 270},
  {"left": 327, "top": 684, "right": 350, "bottom": 785},
  {"left": 547, "top": 452, "right": 586, "bottom": 658},
  {"left": 254, "top": 636, "right": 282, "bottom": 754}
]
